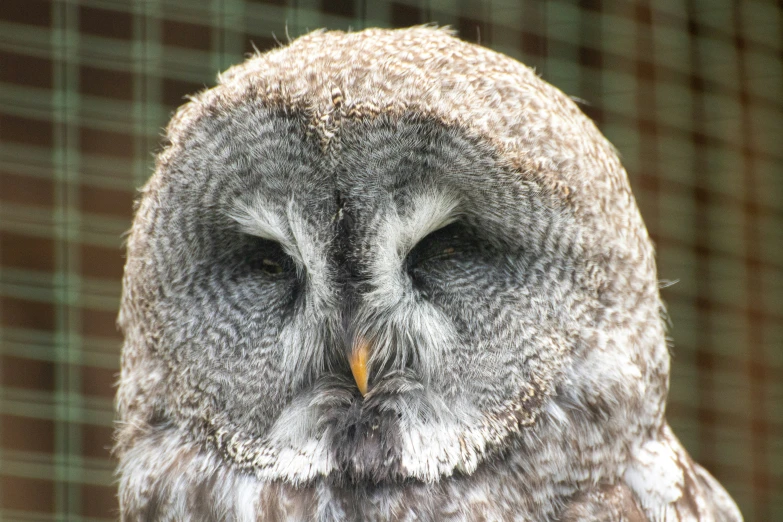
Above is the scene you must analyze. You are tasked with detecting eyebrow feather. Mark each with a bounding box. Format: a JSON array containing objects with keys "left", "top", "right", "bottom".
[
  {"left": 226, "top": 199, "right": 305, "bottom": 268},
  {"left": 400, "top": 192, "right": 461, "bottom": 253},
  {"left": 227, "top": 199, "right": 289, "bottom": 244}
]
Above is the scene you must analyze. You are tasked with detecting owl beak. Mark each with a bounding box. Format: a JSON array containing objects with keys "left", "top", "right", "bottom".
[{"left": 349, "top": 336, "right": 370, "bottom": 396}]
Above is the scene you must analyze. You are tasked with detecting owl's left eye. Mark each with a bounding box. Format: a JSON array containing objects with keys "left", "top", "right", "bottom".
[{"left": 405, "top": 222, "right": 467, "bottom": 271}]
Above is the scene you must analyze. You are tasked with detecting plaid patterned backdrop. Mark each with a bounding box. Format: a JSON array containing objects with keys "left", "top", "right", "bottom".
[{"left": 0, "top": 0, "right": 780, "bottom": 520}]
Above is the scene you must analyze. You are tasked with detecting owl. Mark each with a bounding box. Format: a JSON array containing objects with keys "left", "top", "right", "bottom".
[{"left": 115, "top": 27, "right": 742, "bottom": 521}]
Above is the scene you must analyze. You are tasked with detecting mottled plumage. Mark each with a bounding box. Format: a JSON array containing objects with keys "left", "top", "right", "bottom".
[{"left": 115, "top": 27, "right": 742, "bottom": 521}]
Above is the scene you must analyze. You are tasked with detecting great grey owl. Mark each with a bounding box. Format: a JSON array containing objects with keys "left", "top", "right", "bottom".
[{"left": 115, "top": 27, "right": 742, "bottom": 521}]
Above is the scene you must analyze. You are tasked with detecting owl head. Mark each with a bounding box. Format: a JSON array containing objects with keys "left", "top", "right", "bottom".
[{"left": 116, "top": 26, "right": 667, "bottom": 491}]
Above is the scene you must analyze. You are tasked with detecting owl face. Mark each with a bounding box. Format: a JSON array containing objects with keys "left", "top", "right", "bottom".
[{"left": 118, "top": 27, "right": 667, "bottom": 490}]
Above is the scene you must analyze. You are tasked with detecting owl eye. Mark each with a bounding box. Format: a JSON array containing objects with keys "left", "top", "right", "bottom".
[
  {"left": 405, "top": 222, "right": 465, "bottom": 271},
  {"left": 244, "top": 236, "right": 294, "bottom": 277},
  {"left": 260, "top": 258, "right": 284, "bottom": 275}
]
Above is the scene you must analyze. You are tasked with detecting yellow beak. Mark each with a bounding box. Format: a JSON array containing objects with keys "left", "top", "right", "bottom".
[{"left": 349, "top": 336, "right": 370, "bottom": 396}]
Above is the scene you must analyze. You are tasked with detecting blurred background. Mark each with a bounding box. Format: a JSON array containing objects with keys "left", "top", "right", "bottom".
[{"left": 0, "top": 0, "right": 780, "bottom": 520}]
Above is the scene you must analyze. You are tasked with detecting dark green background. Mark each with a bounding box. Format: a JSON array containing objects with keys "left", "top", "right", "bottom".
[{"left": 0, "top": 0, "right": 780, "bottom": 520}]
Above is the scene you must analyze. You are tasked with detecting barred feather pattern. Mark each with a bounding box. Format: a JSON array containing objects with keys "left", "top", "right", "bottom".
[{"left": 115, "top": 27, "right": 742, "bottom": 521}]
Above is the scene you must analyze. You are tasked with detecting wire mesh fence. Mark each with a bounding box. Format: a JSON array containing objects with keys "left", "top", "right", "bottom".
[{"left": 0, "top": 1, "right": 780, "bottom": 520}]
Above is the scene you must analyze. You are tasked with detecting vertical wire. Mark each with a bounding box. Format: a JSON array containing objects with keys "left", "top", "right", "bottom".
[
  {"left": 732, "top": 1, "right": 768, "bottom": 519},
  {"left": 684, "top": 0, "right": 717, "bottom": 488}
]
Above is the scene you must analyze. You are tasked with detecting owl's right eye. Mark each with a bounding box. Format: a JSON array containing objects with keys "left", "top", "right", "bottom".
[
  {"left": 244, "top": 237, "right": 294, "bottom": 277},
  {"left": 260, "top": 258, "right": 284, "bottom": 275}
]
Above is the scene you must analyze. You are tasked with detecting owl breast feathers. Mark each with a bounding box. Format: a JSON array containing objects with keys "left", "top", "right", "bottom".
[{"left": 115, "top": 26, "right": 742, "bottom": 521}]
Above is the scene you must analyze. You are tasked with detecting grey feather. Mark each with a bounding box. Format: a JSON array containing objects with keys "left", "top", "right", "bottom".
[{"left": 115, "top": 26, "right": 742, "bottom": 521}]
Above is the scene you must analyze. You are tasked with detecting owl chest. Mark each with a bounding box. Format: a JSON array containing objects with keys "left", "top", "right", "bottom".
[
  {"left": 260, "top": 480, "right": 524, "bottom": 522},
  {"left": 253, "top": 457, "right": 578, "bottom": 522}
]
